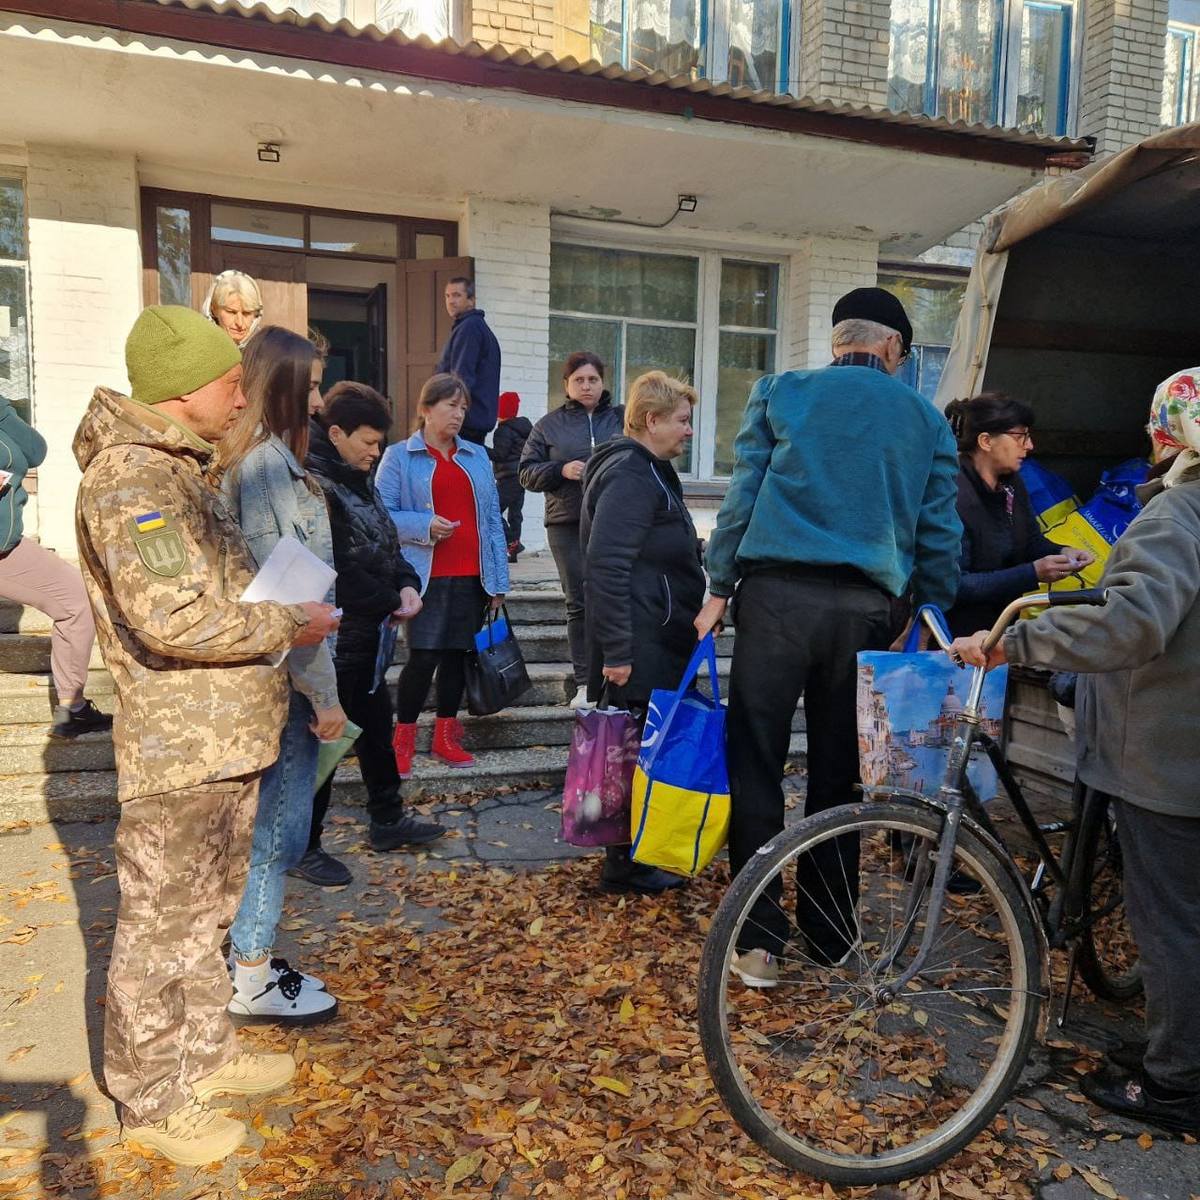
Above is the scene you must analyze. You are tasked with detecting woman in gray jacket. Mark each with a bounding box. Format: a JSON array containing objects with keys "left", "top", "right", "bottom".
[
  {"left": 519, "top": 352, "right": 624, "bottom": 706},
  {"left": 220, "top": 326, "right": 344, "bottom": 1028},
  {"left": 951, "top": 366, "right": 1200, "bottom": 1136}
]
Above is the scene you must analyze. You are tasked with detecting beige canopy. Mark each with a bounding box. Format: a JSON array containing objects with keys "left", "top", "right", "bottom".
[{"left": 936, "top": 123, "right": 1200, "bottom": 414}]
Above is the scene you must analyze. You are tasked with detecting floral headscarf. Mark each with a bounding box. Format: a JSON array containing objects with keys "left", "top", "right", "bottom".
[{"left": 1148, "top": 368, "right": 1200, "bottom": 488}]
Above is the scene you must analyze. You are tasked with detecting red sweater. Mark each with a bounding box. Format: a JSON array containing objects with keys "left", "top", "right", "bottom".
[{"left": 429, "top": 447, "right": 481, "bottom": 578}]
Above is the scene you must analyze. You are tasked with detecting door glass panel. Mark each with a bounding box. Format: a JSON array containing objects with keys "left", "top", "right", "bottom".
[
  {"left": 878, "top": 273, "right": 966, "bottom": 347},
  {"left": 1016, "top": 2, "right": 1070, "bottom": 133},
  {"left": 548, "top": 316, "right": 623, "bottom": 411},
  {"left": 626, "top": 324, "right": 697, "bottom": 471},
  {"left": 629, "top": 0, "right": 702, "bottom": 76},
  {"left": 727, "top": 0, "right": 781, "bottom": 91},
  {"left": 937, "top": 0, "right": 1000, "bottom": 124},
  {"left": 310, "top": 214, "right": 397, "bottom": 257},
  {"left": 0, "top": 263, "right": 31, "bottom": 420},
  {"left": 715, "top": 332, "right": 774, "bottom": 476},
  {"left": 551, "top": 244, "right": 698, "bottom": 322},
  {"left": 156, "top": 206, "right": 192, "bottom": 307},
  {"left": 414, "top": 233, "right": 447, "bottom": 259},
  {"left": 211, "top": 203, "right": 304, "bottom": 248},
  {"left": 720, "top": 260, "right": 778, "bottom": 328},
  {"left": 888, "top": 0, "right": 932, "bottom": 113},
  {"left": 0, "top": 178, "right": 26, "bottom": 260}
]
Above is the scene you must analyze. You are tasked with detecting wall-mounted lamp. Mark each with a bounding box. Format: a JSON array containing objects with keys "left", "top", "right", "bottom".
[
  {"left": 677, "top": 194, "right": 698, "bottom": 213},
  {"left": 257, "top": 142, "right": 281, "bottom": 164}
]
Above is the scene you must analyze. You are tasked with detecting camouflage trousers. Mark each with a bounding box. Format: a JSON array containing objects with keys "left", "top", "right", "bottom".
[{"left": 104, "top": 776, "right": 260, "bottom": 1126}]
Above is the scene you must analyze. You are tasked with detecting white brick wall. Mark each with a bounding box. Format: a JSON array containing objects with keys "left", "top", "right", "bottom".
[
  {"left": 1078, "top": 0, "right": 1169, "bottom": 155},
  {"left": 783, "top": 237, "right": 879, "bottom": 370},
  {"left": 462, "top": 197, "right": 551, "bottom": 551},
  {"left": 798, "top": 0, "right": 891, "bottom": 106},
  {"left": 26, "top": 145, "right": 141, "bottom": 557}
]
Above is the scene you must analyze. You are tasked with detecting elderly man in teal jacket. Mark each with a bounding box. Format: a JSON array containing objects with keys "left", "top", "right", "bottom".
[{"left": 696, "top": 287, "right": 961, "bottom": 989}]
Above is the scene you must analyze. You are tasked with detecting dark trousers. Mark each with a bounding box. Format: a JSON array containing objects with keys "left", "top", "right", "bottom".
[
  {"left": 394, "top": 648, "right": 468, "bottom": 723},
  {"left": 546, "top": 522, "right": 587, "bottom": 688},
  {"left": 309, "top": 663, "right": 402, "bottom": 849},
  {"left": 497, "top": 477, "right": 525, "bottom": 547},
  {"left": 1113, "top": 800, "right": 1200, "bottom": 1092},
  {"left": 726, "top": 569, "right": 892, "bottom": 959}
]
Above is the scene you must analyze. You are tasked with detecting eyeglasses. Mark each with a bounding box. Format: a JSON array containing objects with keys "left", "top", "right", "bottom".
[{"left": 998, "top": 428, "right": 1033, "bottom": 446}]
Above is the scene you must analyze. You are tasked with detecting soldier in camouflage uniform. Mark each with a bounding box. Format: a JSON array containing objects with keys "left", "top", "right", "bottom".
[{"left": 73, "top": 306, "right": 340, "bottom": 1166}]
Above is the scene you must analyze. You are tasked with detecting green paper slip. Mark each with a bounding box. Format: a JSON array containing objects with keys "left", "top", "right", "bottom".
[{"left": 314, "top": 720, "right": 363, "bottom": 793}]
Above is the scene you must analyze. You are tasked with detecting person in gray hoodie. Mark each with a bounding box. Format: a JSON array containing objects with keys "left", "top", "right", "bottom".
[{"left": 951, "top": 366, "right": 1200, "bottom": 1136}]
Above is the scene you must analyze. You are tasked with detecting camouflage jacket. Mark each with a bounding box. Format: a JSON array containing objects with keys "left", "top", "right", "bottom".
[{"left": 73, "top": 388, "right": 306, "bottom": 802}]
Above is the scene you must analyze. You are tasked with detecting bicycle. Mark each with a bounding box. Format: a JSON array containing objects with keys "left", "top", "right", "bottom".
[{"left": 697, "top": 590, "right": 1142, "bottom": 1185}]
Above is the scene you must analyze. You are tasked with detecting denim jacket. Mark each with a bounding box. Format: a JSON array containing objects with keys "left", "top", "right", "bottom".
[
  {"left": 375, "top": 432, "right": 510, "bottom": 596},
  {"left": 224, "top": 435, "right": 340, "bottom": 710}
]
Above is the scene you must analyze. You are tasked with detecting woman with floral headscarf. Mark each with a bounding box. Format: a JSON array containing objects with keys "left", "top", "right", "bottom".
[{"left": 949, "top": 365, "right": 1200, "bottom": 1136}]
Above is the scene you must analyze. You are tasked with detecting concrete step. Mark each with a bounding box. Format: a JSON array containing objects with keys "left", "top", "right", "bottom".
[
  {"left": 0, "top": 698, "right": 804, "bottom": 775},
  {"left": 0, "top": 589, "right": 566, "bottom": 635},
  {"left": 0, "top": 733, "right": 808, "bottom": 826},
  {"left": 0, "top": 657, "right": 739, "bottom": 725}
]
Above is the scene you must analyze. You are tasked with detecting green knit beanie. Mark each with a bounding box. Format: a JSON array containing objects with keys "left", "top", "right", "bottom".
[{"left": 125, "top": 305, "right": 241, "bottom": 406}]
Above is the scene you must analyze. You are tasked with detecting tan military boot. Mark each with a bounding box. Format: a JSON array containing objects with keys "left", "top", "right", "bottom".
[
  {"left": 122, "top": 1097, "right": 246, "bottom": 1165},
  {"left": 192, "top": 1050, "right": 296, "bottom": 1101}
]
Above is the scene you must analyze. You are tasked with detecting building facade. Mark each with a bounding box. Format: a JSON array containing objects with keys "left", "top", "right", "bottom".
[{"left": 0, "top": 0, "right": 1184, "bottom": 555}]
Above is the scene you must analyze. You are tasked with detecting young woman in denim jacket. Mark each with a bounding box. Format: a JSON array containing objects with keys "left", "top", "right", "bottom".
[
  {"left": 219, "top": 326, "right": 343, "bottom": 1028},
  {"left": 375, "top": 373, "right": 509, "bottom": 772}
]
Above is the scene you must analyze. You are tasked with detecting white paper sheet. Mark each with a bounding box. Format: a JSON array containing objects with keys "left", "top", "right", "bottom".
[{"left": 241, "top": 535, "right": 336, "bottom": 605}]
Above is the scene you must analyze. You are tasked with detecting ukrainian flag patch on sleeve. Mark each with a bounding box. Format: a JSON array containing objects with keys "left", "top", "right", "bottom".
[{"left": 134, "top": 511, "right": 167, "bottom": 533}]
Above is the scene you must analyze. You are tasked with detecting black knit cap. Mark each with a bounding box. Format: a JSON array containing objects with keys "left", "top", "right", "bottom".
[{"left": 832, "top": 287, "right": 913, "bottom": 353}]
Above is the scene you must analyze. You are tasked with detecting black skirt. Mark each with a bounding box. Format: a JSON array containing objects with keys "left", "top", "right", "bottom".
[{"left": 408, "top": 576, "right": 487, "bottom": 651}]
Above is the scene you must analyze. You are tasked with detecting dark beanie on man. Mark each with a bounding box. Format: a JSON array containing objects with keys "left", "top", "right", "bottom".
[{"left": 832, "top": 287, "right": 913, "bottom": 353}]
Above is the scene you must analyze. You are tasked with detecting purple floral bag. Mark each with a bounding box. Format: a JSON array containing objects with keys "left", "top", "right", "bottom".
[{"left": 561, "top": 705, "right": 640, "bottom": 847}]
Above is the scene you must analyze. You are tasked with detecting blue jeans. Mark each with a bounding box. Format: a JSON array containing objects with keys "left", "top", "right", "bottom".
[{"left": 230, "top": 689, "right": 318, "bottom": 961}]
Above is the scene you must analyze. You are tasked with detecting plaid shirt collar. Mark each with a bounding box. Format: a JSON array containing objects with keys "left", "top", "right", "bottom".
[{"left": 830, "top": 352, "right": 889, "bottom": 374}]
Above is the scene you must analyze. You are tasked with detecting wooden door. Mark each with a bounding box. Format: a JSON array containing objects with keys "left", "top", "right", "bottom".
[
  {"left": 396, "top": 256, "right": 472, "bottom": 434},
  {"left": 209, "top": 246, "right": 308, "bottom": 337}
]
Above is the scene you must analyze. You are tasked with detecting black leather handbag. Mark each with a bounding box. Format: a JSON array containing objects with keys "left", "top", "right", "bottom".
[{"left": 464, "top": 606, "right": 532, "bottom": 716}]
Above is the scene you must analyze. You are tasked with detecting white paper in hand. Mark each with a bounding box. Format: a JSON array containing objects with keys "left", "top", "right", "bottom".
[{"left": 242, "top": 535, "right": 336, "bottom": 605}]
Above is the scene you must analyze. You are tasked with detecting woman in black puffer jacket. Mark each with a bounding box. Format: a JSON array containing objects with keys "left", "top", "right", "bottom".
[
  {"left": 519, "top": 352, "right": 624, "bottom": 705},
  {"left": 580, "top": 371, "right": 706, "bottom": 894}
]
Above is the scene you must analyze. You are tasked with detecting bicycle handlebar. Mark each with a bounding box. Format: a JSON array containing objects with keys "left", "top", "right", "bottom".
[{"left": 921, "top": 587, "right": 1109, "bottom": 659}]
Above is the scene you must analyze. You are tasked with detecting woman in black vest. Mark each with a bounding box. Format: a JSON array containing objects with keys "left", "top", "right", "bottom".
[{"left": 944, "top": 393, "right": 1092, "bottom": 637}]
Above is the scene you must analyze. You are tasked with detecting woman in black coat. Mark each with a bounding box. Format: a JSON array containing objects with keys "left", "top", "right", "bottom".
[
  {"left": 519, "top": 352, "right": 625, "bottom": 705},
  {"left": 580, "top": 371, "right": 706, "bottom": 894},
  {"left": 944, "top": 392, "right": 1093, "bottom": 637}
]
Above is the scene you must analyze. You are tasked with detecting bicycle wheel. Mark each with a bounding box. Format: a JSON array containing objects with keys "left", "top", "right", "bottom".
[
  {"left": 1074, "top": 793, "right": 1142, "bottom": 1003},
  {"left": 698, "top": 800, "right": 1043, "bottom": 1185}
]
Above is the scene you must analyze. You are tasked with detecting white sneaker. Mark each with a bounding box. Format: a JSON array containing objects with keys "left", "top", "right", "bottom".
[
  {"left": 730, "top": 948, "right": 779, "bottom": 989},
  {"left": 228, "top": 960, "right": 338, "bottom": 1027},
  {"left": 269, "top": 956, "right": 325, "bottom": 991},
  {"left": 569, "top": 685, "right": 594, "bottom": 710}
]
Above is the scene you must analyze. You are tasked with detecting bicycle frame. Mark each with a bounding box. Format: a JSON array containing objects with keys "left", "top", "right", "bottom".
[{"left": 872, "top": 592, "right": 1106, "bottom": 1004}]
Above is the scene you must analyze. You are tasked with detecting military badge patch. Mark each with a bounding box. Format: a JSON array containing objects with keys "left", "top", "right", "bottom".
[{"left": 129, "top": 512, "right": 186, "bottom": 578}]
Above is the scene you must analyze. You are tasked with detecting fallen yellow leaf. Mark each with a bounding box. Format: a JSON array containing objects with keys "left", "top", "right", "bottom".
[
  {"left": 444, "top": 1149, "right": 483, "bottom": 1186},
  {"left": 593, "top": 1075, "right": 631, "bottom": 1097}
]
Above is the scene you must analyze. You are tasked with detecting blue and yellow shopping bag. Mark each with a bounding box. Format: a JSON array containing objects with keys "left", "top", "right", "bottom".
[{"left": 630, "top": 635, "right": 730, "bottom": 878}]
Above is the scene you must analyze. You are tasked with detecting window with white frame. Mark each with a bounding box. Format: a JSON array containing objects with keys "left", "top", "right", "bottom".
[
  {"left": 888, "top": 0, "right": 1076, "bottom": 134},
  {"left": 590, "top": 0, "right": 793, "bottom": 93},
  {"left": 266, "top": 0, "right": 453, "bottom": 40},
  {"left": 549, "top": 243, "right": 781, "bottom": 479},
  {"left": 1163, "top": 20, "right": 1199, "bottom": 127},
  {"left": 0, "top": 178, "right": 32, "bottom": 423},
  {"left": 878, "top": 269, "right": 968, "bottom": 403}
]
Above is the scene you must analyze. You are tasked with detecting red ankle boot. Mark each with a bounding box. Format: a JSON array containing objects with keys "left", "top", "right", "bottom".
[
  {"left": 392, "top": 723, "right": 417, "bottom": 778},
  {"left": 432, "top": 717, "right": 474, "bottom": 768}
]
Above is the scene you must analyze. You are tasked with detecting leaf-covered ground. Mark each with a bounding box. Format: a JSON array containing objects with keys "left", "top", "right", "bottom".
[{"left": 2, "top": 798, "right": 1196, "bottom": 1200}]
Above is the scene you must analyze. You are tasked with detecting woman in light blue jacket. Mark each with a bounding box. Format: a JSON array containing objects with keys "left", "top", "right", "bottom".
[
  {"left": 220, "top": 326, "right": 342, "bottom": 1028},
  {"left": 376, "top": 373, "right": 509, "bottom": 771}
]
